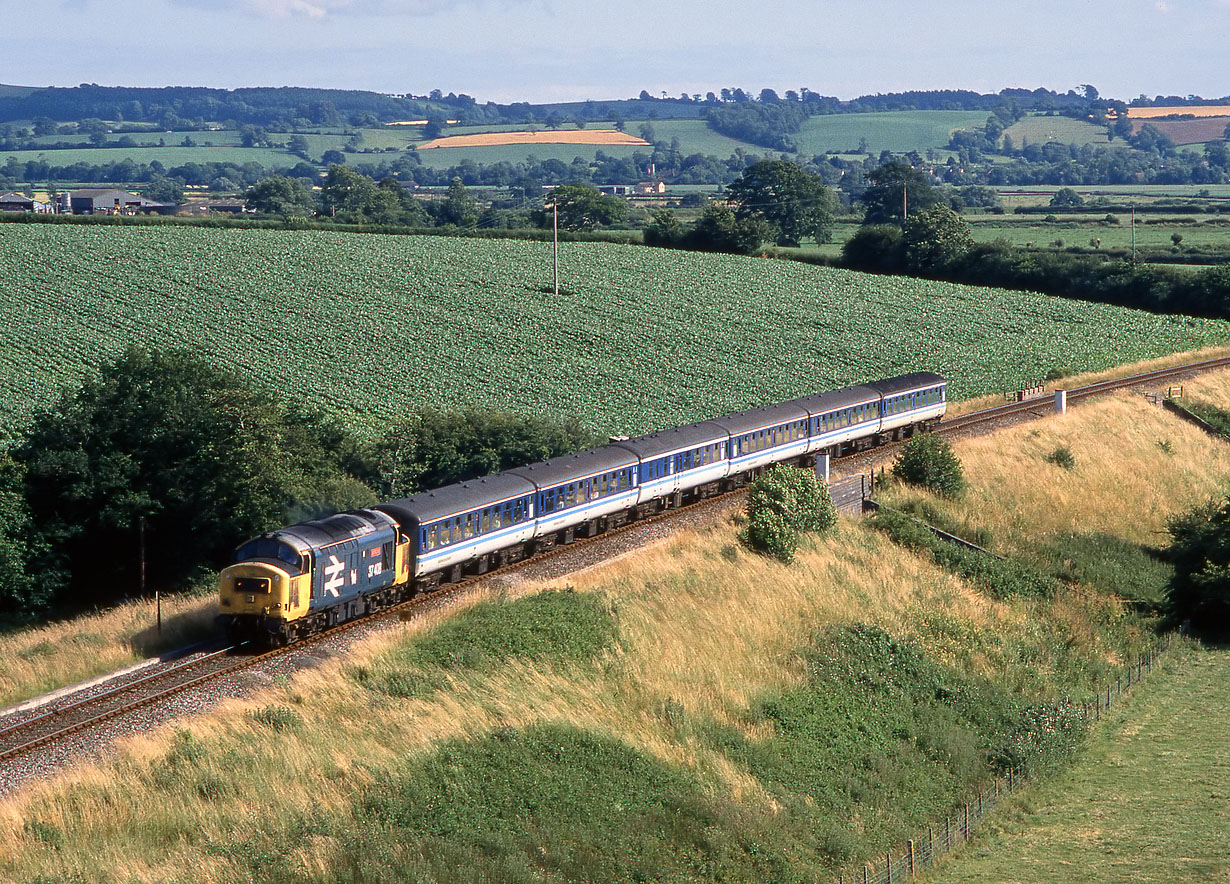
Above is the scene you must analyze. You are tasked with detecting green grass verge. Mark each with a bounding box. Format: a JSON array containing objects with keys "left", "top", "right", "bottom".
[
  {"left": 871, "top": 508, "right": 1059, "bottom": 600},
  {"left": 193, "top": 621, "right": 1093, "bottom": 884},
  {"left": 349, "top": 588, "right": 618, "bottom": 698},
  {"left": 930, "top": 645, "right": 1230, "bottom": 884}
]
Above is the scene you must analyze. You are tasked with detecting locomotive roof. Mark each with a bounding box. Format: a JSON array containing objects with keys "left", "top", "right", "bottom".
[
  {"left": 505, "top": 445, "right": 638, "bottom": 489},
  {"left": 376, "top": 472, "right": 538, "bottom": 526},
  {"left": 611, "top": 420, "right": 729, "bottom": 459},
  {"left": 711, "top": 401, "right": 810, "bottom": 437},
  {"left": 867, "top": 372, "right": 948, "bottom": 397},
  {"left": 272, "top": 508, "right": 397, "bottom": 552},
  {"left": 786, "top": 383, "right": 883, "bottom": 417}
]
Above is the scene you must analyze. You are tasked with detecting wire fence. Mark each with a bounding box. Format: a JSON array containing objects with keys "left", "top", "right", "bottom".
[{"left": 835, "top": 633, "right": 1176, "bottom": 884}]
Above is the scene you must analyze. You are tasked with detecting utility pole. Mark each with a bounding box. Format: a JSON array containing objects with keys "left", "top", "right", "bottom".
[
  {"left": 902, "top": 183, "right": 908, "bottom": 223},
  {"left": 553, "top": 199, "right": 560, "bottom": 297},
  {"left": 140, "top": 516, "right": 160, "bottom": 634},
  {"left": 1130, "top": 204, "right": 1136, "bottom": 269}
]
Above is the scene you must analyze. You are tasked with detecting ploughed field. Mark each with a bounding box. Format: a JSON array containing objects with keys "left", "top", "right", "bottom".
[{"left": 1, "top": 224, "right": 1228, "bottom": 437}]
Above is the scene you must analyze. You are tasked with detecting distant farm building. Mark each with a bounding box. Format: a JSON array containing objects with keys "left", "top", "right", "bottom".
[
  {"left": 64, "top": 189, "right": 177, "bottom": 216},
  {"left": 0, "top": 192, "right": 38, "bottom": 212}
]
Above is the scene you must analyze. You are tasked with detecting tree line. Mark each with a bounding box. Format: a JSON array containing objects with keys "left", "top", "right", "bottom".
[{"left": 0, "top": 348, "right": 593, "bottom": 624}]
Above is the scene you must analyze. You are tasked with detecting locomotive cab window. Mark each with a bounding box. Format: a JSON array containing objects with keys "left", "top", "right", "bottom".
[{"left": 235, "top": 538, "right": 301, "bottom": 569}]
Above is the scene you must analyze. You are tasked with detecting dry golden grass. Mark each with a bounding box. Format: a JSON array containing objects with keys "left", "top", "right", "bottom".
[
  {"left": 1125, "top": 106, "right": 1230, "bottom": 119},
  {"left": 947, "top": 388, "right": 1230, "bottom": 546},
  {"left": 944, "top": 343, "right": 1230, "bottom": 417},
  {"left": 0, "top": 520, "right": 1012, "bottom": 881},
  {"left": 1171, "top": 367, "right": 1230, "bottom": 408},
  {"left": 0, "top": 590, "right": 216, "bottom": 710},
  {"left": 2, "top": 375, "right": 1226, "bottom": 880},
  {"left": 417, "top": 129, "right": 650, "bottom": 149}
]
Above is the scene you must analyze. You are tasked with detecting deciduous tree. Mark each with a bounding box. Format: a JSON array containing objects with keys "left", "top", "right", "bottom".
[{"left": 725, "top": 159, "right": 835, "bottom": 246}]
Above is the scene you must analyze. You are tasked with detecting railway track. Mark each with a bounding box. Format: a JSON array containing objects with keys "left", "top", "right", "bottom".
[
  {"left": 5, "top": 353, "right": 1229, "bottom": 773},
  {"left": 0, "top": 492, "right": 737, "bottom": 770},
  {"left": 938, "top": 354, "right": 1230, "bottom": 435}
]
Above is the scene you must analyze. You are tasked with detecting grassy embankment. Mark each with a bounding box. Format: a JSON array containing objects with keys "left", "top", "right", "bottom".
[
  {"left": 1, "top": 370, "right": 1229, "bottom": 882},
  {"left": 0, "top": 585, "right": 216, "bottom": 712}
]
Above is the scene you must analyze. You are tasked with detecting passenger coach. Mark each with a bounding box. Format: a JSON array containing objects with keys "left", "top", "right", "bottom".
[{"left": 218, "top": 372, "right": 947, "bottom": 643}]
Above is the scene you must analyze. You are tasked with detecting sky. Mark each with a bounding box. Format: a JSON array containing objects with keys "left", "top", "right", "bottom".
[{"left": 2, "top": 0, "right": 1227, "bottom": 104}]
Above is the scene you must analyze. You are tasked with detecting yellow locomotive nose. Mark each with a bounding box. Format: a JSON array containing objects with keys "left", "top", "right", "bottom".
[{"left": 219, "top": 561, "right": 289, "bottom": 616}]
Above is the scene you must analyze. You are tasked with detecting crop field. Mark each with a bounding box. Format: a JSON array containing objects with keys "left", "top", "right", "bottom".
[
  {"left": 418, "top": 129, "right": 649, "bottom": 149},
  {"left": 1131, "top": 116, "right": 1229, "bottom": 145},
  {"left": 793, "top": 111, "right": 988, "bottom": 155},
  {"left": 0, "top": 226, "right": 1227, "bottom": 439},
  {"left": 1126, "top": 105, "right": 1230, "bottom": 119},
  {"left": 1003, "top": 115, "right": 1110, "bottom": 147},
  {"left": 0, "top": 144, "right": 305, "bottom": 169}
]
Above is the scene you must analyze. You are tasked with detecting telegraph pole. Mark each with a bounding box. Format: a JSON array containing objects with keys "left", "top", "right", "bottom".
[{"left": 1130, "top": 204, "right": 1137, "bottom": 268}]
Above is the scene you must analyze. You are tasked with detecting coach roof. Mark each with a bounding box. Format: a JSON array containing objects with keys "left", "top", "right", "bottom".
[
  {"left": 612, "top": 420, "right": 729, "bottom": 460},
  {"left": 711, "top": 401, "right": 810, "bottom": 437},
  {"left": 376, "top": 473, "right": 538, "bottom": 526},
  {"left": 867, "top": 372, "right": 947, "bottom": 398},
  {"left": 786, "top": 383, "right": 883, "bottom": 418},
  {"left": 506, "top": 445, "right": 638, "bottom": 490}
]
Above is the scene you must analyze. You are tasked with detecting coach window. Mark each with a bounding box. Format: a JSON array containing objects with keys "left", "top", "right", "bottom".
[
  {"left": 427, "top": 525, "right": 438, "bottom": 550},
  {"left": 482, "top": 510, "right": 491, "bottom": 533}
]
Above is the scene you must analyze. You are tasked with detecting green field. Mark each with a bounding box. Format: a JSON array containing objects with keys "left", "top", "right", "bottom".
[
  {"left": 0, "top": 111, "right": 995, "bottom": 177},
  {"left": 412, "top": 140, "right": 645, "bottom": 169},
  {"left": 933, "top": 647, "right": 1230, "bottom": 884},
  {"left": 966, "top": 215, "right": 1230, "bottom": 252},
  {"left": 794, "top": 111, "right": 987, "bottom": 155},
  {"left": 1004, "top": 114, "right": 1111, "bottom": 147},
  {"left": 0, "top": 145, "right": 307, "bottom": 169},
  {"left": 1, "top": 226, "right": 1227, "bottom": 439}
]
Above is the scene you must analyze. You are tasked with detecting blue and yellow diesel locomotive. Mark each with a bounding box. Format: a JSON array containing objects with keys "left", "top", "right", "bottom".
[{"left": 218, "top": 373, "right": 946, "bottom": 643}]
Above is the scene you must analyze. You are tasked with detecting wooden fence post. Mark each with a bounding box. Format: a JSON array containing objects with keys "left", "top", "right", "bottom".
[
  {"left": 863, "top": 865, "right": 869, "bottom": 884},
  {"left": 886, "top": 851, "right": 892, "bottom": 883},
  {"left": 963, "top": 804, "right": 970, "bottom": 839},
  {"left": 908, "top": 840, "right": 915, "bottom": 877},
  {"left": 928, "top": 827, "right": 933, "bottom": 865},
  {"left": 945, "top": 817, "right": 950, "bottom": 851}
]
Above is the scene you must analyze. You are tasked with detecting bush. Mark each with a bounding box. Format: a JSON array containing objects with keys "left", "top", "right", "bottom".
[
  {"left": 1164, "top": 496, "right": 1230, "bottom": 637},
  {"left": 892, "top": 434, "right": 966, "bottom": 499},
  {"left": 741, "top": 465, "right": 837, "bottom": 562},
  {"left": 1044, "top": 446, "right": 1076, "bottom": 469}
]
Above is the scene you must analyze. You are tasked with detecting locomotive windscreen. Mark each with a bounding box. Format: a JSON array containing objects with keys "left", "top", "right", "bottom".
[{"left": 235, "top": 538, "right": 301, "bottom": 569}]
